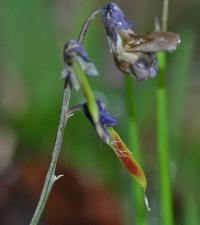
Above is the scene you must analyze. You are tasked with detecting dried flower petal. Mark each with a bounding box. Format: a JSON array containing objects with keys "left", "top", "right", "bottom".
[{"left": 114, "top": 52, "right": 158, "bottom": 80}]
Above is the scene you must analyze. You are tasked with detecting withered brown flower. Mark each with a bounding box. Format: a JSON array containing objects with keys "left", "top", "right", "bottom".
[{"left": 100, "top": 3, "right": 181, "bottom": 80}]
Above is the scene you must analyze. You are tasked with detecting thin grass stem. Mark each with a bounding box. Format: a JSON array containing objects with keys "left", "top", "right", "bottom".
[
  {"left": 156, "top": 1, "right": 174, "bottom": 225},
  {"left": 124, "top": 75, "right": 148, "bottom": 225}
]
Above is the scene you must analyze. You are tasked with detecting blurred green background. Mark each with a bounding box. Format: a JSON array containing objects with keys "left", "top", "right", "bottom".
[{"left": 0, "top": 0, "right": 199, "bottom": 225}]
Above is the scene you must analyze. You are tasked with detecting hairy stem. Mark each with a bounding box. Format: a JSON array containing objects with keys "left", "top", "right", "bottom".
[
  {"left": 156, "top": 1, "right": 174, "bottom": 225},
  {"left": 29, "top": 79, "right": 71, "bottom": 225}
]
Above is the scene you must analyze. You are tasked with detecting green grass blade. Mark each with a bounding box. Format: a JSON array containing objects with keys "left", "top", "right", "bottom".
[
  {"left": 124, "top": 75, "right": 148, "bottom": 225},
  {"left": 157, "top": 52, "right": 174, "bottom": 225}
]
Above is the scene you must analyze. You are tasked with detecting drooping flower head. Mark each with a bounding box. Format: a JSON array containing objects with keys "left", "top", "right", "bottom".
[
  {"left": 100, "top": 3, "right": 180, "bottom": 81},
  {"left": 61, "top": 40, "right": 98, "bottom": 89}
]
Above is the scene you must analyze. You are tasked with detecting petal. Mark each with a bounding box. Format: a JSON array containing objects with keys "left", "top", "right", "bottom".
[
  {"left": 96, "top": 100, "right": 117, "bottom": 127},
  {"left": 82, "top": 100, "right": 117, "bottom": 142},
  {"left": 125, "top": 32, "right": 181, "bottom": 53},
  {"left": 100, "top": 3, "right": 133, "bottom": 30},
  {"left": 62, "top": 40, "right": 98, "bottom": 79},
  {"left": 100, "top": 3, "right": 133, "bottom": 44},
  {"left": 131, "top": 53, "right": 158, "bottom": 80}
]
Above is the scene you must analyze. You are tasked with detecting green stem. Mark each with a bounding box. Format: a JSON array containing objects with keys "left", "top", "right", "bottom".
[
  {"left": 124, "top": 75, "right": 148, "bottom": 225},
  {"left": 30, "top": 80, "right": 71, "bottom": 225},
  {"left": 183, "top": 194, "right": 199, "bottom": 225},
  {"left": 156, "top": 1, "right": 174, "bottom": 224},
  {"left": 72, "top": 61, "right": 99, "bottom": 124},
  {"left": 156, "top": 51, "right": 174, "bottom": 225},
  {"left": 162, "top": 0, "right": 169, "bottom": 32},
  {"left": 72, "top": 61, "right": 105, "bottom": 139}
]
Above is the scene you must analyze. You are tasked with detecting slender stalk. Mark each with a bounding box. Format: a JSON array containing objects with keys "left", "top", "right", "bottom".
[
  {"left": 156, "top": 1, "right": 174, "bottom": 225},
  {"left": 78, "top": 8, "right": 100, "bottom": 44},
  {"left": 183, "top": 194, "right": 199, "bottom": 225},
  {"left": 29, "top": 79, "right": 71, "bottom": 225},
  {"left": 124, "top": 76, "right": 148, "bottom": 225},
  {"left": 162, "top": 0, "right": 169, "bottom": 32},
  {"left": 29, "top": 8, "right": 101, "bottom": 224}
]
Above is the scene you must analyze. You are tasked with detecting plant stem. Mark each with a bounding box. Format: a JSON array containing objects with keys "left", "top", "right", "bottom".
[
  {"left": 72, "top": 61, "right": 99, "bottom": 123},
  {"left": 183, "top": 194, "right": 199, "bottom": 225},
  {"left": 72, "top": 61, "right": 105, "bottom": 139},
  {"left": 78, "top": 8, "right": 100, "bottom": 44},
  {"left": 124, "top": 76, "right": 148, "bottom": 225},
  {"left": 29, "top": 79, "right": 71, "bottom": 225},
  {"left": 157, "top": 56, "right": 174, "bottom": 225},
  {"left": 29, "top": 6, "right": 100, "bottom": 225},
  {"left": 156, "top": 1, "right": 174, "bottom": 224},
  {"left": 162, "top": 0, "right": 169, "bottom": 32}
]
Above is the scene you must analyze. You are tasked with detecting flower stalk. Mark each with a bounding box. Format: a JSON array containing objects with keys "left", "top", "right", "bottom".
[
  {"left": 29, "top": 79, "right": 72, "bottom": 225},
  {"left": 78, "top": 8, "right": 100, "bottom": 44},
  {"left": 156, "top": 1, "right": 174, "bottom": 225},
  {"left": 124, "top": 75, "right": 148, "bottom": 225}
]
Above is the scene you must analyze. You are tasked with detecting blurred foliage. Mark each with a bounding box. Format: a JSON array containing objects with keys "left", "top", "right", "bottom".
[{"left": 0, "top": 0, "right": 200, "bottom": 225}]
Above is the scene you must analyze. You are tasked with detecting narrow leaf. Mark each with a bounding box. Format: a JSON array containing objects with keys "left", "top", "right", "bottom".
[
  {"left": 107, "top": 127, "right": 147, "bottom": 190},
  {"left": 72, "top": 61, "right": 104, "bottom": 138}
]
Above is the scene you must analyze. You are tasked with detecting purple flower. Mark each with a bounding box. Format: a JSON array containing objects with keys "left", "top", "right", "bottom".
[
  {"left": 114, "top": 52, "right": 158, "bottom": 80},
  {"left": 132, "top": 53, "right": 157, "bottom": 80},
  {"left": 63, "top": 40, "right": 90, "bottom": 64},
  {"left": 100, "top": 3, "right": 133, "bottom": 44},
  {"left": 96, "top": 100, "right": 117, "bottom": 128},
  {"left": 61, "top": 40, "right": 98, "bottom": 89},
  {"left": 100, "top": 3, "right": 180, "bottom": 81},
  {"left": 83, "top": 100, "right": 117, "bottom": 139}
]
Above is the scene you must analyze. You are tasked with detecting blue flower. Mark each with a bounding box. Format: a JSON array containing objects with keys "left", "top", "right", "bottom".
[
  {"left": 114, "top": 52, "right": 158, "bottom": 80},
  {"left": 63, "top": 40, "right": 91, "bottom": 64},
  {"left": 131, "top": 53, "right": 157, "bottom": 80},
  {"left": 100, "top": 3, "right": 133, "bottom": 45},
  {"left": 96, "top": 100, "right": 117, "bottom": 128},
  {"left": 61, "top": 40, "right": 98, "bottom": 89},
  {"left": 82, "top": 100, "right": 117, "bottom": 140}
]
